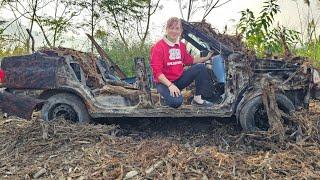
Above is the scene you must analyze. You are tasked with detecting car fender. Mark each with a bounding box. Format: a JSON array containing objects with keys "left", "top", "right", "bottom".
[
  {"left": 0, "top": 90, "right": 45, "bottom": 119},
  {"left": 235, "top": 90, "right": 263, "bottom": 119},
  {"left": 39, "top": 86, "right": 96, "bottom": 113}
]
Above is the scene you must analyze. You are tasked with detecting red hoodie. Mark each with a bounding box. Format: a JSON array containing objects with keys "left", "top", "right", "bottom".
[{"left": 150, "top": 39, "right": 194, "bottom": 83}]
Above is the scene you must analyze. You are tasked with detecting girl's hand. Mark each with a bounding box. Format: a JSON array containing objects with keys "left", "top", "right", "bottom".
[
  {"left": 206, "top": 51, "right": 214, "bottom": 60},
  {"left": 168, "top": 84, "right": 181, "bottom": 97}
]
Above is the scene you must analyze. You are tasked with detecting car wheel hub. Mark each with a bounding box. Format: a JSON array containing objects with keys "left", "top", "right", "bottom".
[
  {"left": 51, "top": 104, "right": 78, "bottom": 122},
  {"left": 254, "top": 105, "right": 270, "bottom": 131}
]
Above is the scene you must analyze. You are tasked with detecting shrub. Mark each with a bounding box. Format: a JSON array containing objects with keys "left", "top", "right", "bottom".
[{"left": 105, "top": 40, "right": 151, "bottom": 77}]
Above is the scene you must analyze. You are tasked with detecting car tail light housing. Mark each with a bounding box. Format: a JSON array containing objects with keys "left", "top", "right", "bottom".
[{"left": 0, "top": 69, "right": 5, "bottom": 84}]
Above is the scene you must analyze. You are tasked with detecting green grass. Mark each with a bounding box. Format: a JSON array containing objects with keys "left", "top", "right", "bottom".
[
  {"left": 0, "top": 44, "right": 28, "bottom": 57},
  {"left": 105, "top": 40, "right": 151, "bottom": 77},
  {"left": 295, "top": 40, "right": 320, "bottom": 67}
]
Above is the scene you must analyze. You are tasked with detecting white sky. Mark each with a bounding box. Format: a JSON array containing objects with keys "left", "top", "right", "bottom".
[
  {"left": 150, "top": 0, "right": 320, "bottom": 41},
  {"left": 149, "top": 0, "right": 261, "bottom": 40},
  {"left": 1, "top": 0, "right": 319, "bottom": 48}
]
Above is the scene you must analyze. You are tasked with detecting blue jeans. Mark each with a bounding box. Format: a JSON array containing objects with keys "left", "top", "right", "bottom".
[
  {"left": 156, "top": 64, "right": 212, "bottom": 108},
  {"left": 211, "top": 55, "right": 225, "bottom": 83}
]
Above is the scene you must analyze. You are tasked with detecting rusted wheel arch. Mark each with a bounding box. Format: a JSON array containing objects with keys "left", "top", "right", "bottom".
[
  {"left": 41, "top": 93, "right": 90, "bottom": 123},
  {"left": 238, "top": 94, "right": 295, "bottom": 131}
]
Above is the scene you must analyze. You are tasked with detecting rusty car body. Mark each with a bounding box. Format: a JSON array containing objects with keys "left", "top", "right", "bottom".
[{"left": 0, "top": 20, "right": 319, "bottom": 131}]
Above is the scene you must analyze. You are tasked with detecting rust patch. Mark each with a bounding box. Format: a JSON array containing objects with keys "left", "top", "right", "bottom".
[
  {"left": 40, "top": 47, "right": 104, "bottom": 88},
  {"left": 261, "top": 78, "right": 285, "bottom": 141},
  {"left": 2, "top": 54, "right": 62, "bottom": 89},
  {"left": 0, "top": 91, "right": 45, "bottom": 119},
  {"left": 86, "top": 33, "right": 127, "bottom": 79},
  {"left": 134, "top": 57, "right": 153, "bottom": 108}
]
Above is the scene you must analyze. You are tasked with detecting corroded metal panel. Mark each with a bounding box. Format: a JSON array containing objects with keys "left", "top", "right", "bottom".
[
  {"left": 0, "top": 91, "right": 45, "bottom": 119},
  {"left": 181, "top": 19, "right": 233, "bottom": 56},
  {"left": 134, "top": 57, "right": 153, "bottom": 107},
  {"left": 2, "top": 53, "right": 63, "bottom": 89}
]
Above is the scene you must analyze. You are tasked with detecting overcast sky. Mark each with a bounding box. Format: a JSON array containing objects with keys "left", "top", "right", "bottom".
[
  {"left": 150, "top": 0, "right": 320, "bottom": 41},
  {"left": 1, "top": 0, "right": 319, "bottom": 49},
  {"left": 150, "top": 0, "right": 260, "bottom": 36}
]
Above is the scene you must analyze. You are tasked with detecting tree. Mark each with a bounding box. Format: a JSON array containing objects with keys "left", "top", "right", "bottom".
[
  {"left": 65, "top": 0, "right": 103, "bottom": 52},
  {"left": 0, "top": 0, "right": 159, "bottom": 53},
  {"left": 238, "top": 0, "right": 299, "bottom": 56},
  {"left": 136, "top": 0, "right": 162, "bottom": 48},
  {"left": 66, "top": 0, "right": 152, "bottom": 50},
  {"left": 39, "top": 0, "right": 81, "bottom": 47},
  {"left": 2, "top": 0, "right": 80, "bottom": 49},
  {"left": 100, "top": 0, "right": 149, "bottom": 49},
  {"left": 177, "top": 0, "right": 232, "bottom": 22},
  {"left": 293, "top": 0, "right": 320, "bottom": 43},
  {"left": 292, "top": 0, "right": 320, "bottom": 61},
  {"left": 1, "top": 0, "right": 42, "bottom": 52}
]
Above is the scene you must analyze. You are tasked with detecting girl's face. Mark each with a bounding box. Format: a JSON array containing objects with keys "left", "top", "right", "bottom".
[{"left": 166, "top": 22, "right": 182, "bottom": 41}]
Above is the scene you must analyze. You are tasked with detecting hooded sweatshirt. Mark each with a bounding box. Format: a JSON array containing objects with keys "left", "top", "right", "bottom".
[{"left": 150, "top": 37, "right": 194, "bottom": 83}]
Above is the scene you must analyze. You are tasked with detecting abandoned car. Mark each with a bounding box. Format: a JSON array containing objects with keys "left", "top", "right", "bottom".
[{"left": 0, "top": 20, "right": 319, "bottom": 131}]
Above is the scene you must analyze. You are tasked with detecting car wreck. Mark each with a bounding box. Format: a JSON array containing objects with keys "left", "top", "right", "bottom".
[{"left": 0, "top": 20, "right": 319, "bottom": 131}]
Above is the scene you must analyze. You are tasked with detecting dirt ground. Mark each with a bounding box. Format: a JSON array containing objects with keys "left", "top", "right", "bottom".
[{"left": 0, "top": 101, "right": 319, "bottom": 179}]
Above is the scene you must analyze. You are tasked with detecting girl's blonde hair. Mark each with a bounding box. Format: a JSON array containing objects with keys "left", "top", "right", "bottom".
[{"left": 165, "top": 17, "right": 182, "bottom": 29}]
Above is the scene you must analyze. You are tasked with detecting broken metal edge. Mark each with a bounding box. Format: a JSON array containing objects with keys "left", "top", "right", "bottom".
[{"left": 0, "top": 90, "right": 46, "bottom": 120}]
